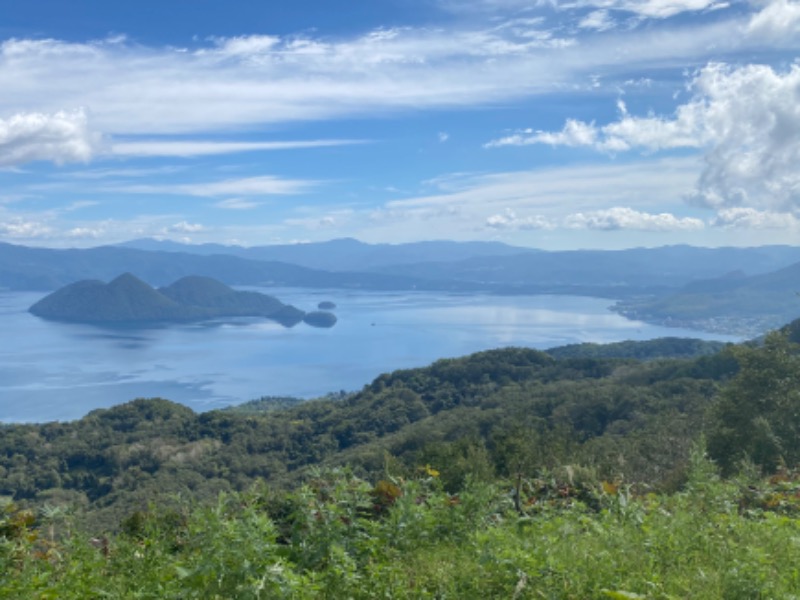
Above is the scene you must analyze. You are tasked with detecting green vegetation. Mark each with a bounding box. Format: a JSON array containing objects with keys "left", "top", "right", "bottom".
[
  {"left": 2, "top": 324, "right": 800, "bottom": 597},
  {"left": 4, "top": 457, "right": 800, "bottom": 598},
  {"left": 545, "top": 337, "right": 727, "bottom": 360}
]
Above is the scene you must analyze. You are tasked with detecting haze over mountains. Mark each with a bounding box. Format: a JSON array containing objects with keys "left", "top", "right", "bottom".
[{"left": 4, "top": 238, "right": 800, "bottom": 335}]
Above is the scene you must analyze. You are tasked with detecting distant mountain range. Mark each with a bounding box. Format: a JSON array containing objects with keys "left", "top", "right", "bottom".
[
  {"left": 0, "top": 242, "right": 431, "bottom": 292},
  {"left": 116, "top": 237, "right": 536, "bottom": 271},
  {"left": 5, "top": 238, "right": 800, "bottom": 334},
  {"left": 29, "top": 273, "right": 336, "bottom": 328},
  {"left": 116, "top": 238, "right": 800, "bottom": 292}
]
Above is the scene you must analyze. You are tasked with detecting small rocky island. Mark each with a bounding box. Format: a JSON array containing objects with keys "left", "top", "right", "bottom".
[{"left": 29, "top": 273, "right": 337, "bottom": 328}]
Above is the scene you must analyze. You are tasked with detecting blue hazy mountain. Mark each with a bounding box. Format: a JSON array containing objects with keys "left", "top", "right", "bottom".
[
  {"left": 116, "top": 237, "right": 536, "bottom": 271},
  {"left": 0, "top": 242, "right": 428, "bottom": 292}
]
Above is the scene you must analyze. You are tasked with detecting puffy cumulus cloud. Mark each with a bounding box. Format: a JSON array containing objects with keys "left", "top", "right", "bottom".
[
  {"left": 486, "top": 208, "right": 555, "bottom": 230},
  {"left": 711, "top": 207, "right": 800, "bottom": 229},
  {"left": 500, "top": 63, "right": 800, "bottom": 214},
  {"left": 565, "top": 207, "right": 705, "bottom": 230},
  {"left": 746, "top": 0, "right": 800, "bottom": 40},
  {"left": 489, "top": 97, "right": 706, "bottom": 151},
  {"left": 167, "top": 221, "right": 206, "bottom": 233},
  {"left": 0, "top": 109, "right": 102, "bottom": 167},
  {"left": 686, "top": 63, "right": 800, "bottom": 213}
]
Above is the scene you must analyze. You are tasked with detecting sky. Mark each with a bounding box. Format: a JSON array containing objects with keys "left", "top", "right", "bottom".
[{"left": 0, "top": 0, "right": 799, "bottom": 250}]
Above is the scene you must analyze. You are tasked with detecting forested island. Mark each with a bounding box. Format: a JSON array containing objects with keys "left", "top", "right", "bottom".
[
  {"left": 2, "top": 319, "right": 800, "bottom": 596},
  {"left": 28, "top": 273, "right": 337, "bottom": 328}
]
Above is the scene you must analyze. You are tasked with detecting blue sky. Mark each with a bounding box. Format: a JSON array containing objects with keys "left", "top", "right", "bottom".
[{"left": 1, "top": 0, "right": 799, "bottom": 250}]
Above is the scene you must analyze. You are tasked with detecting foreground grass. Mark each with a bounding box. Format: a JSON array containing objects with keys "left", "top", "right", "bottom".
[{"left": 3, "top": 458, "right": 800, "bottom": 599}]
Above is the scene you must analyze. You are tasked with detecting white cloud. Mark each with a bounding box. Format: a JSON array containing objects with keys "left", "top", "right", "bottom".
[
  {"left": 486, "top": 208, "right": 555, "bottom": 229},
  {"left": 0, "top": 110, "right": 102, "bottom": 167},
  {"left": 591, "top": 0, "right": 726, "bottom": 18},
  {"left": 117, "top": 175, "right": 316, "bottom": 197},
  {"left": 565, "top": 206, "right": 705, "bottom": 230},
  {"left": 489, "top": 95, "right": 706, "bottom": 151},
  {"left": 500, "top": 63, "right": 800, "bottom": 214},
  {"left": 215, "top": 198, "right": 261, "bottom": 210},
  {"left": 212, "top": 35, "right": 282, "bottom": 57},
  {"left": 168, "top": 221, "right": 206, "bottom": 233},
  {"left": 746, "top": 0, "right": 800, "bottom": 40},
  {"left": 446, "top": 0, "right": 728, "bottom": 18},
  {"left": 0, "top": 13, "right": 767, "bottom": 138},
  {"left": 487, "top": 119, "right": 598, "bottom": 147},
  {"left": 111, "top": 138, "right": 364, "bottom": 158},
  {"left": 0, "top": 217, "right": 53, "bottom": 239},
  {"left": 62, "top": 200, "right": 98, "bottom": 212},
  {"left": 711, "top": 207, "right": 800, "bottom": 229},
  {"left": 66, "top": 226, "right": 103, "bottom": 239},
  {"left": 579, "top": 10, "right": 617, "bottom": 30},
  {"left": 59, "top": 166, "right": 185, "bottom": 180},
  {"left": 390, "top": 157, "right": 699, "bottom": 214},
  {"left": 438, "top": 132, "right": 450, "bottom": 143}
]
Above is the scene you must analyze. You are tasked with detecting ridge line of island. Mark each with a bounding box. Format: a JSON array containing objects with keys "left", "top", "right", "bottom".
[{"left": 28, "top": 273, "right": 337, "bottom": 328}]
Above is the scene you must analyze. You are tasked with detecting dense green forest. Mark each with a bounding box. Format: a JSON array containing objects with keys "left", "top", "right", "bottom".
[{"left": 2, "top": 323, "right": 800, "bottom": 597}]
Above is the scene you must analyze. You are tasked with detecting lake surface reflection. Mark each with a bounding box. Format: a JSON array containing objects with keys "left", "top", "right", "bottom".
[{"left": 0, "top": 288, "right": 741, "bottom": 423}]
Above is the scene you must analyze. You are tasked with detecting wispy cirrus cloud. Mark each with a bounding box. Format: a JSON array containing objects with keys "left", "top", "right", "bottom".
[
  {"left": 110, "top": 138, "right": 366, "bottom": 158},
  {"left": 214, "top": 198, "right": 262, "bottom": 210},
  {"left": 574, "top": 0, "right": 728, "bottom": 19},
  {"left": 114, "top": 175, "right": 317, "bottom": 197},
  {"left": 442, "top": 0, "right": 728, "bottom": 19},
  {"left": 0, "top": 5, "right": 776, "bottom": 144}
]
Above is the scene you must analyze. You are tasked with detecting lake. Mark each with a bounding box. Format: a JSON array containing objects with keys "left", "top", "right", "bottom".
[{"left": 0, "top": 288, "right": 741, "bottom": 423}]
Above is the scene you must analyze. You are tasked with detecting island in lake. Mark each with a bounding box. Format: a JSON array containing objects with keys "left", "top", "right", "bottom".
[{"left": 29, "top": 273, "right": 337, "bottom": 328}]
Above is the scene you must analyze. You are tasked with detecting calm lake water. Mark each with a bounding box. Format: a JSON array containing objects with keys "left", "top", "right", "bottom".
[{"left": 0, "top": 288, "right": 741, "bottom": 423}]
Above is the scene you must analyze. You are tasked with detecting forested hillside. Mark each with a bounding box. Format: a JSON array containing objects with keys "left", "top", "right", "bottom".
[
  {"left": 0, "top": 330, "right": 784, "bottom": 527},
  {"left": 2, "top": 325, "right": 800, "bottom": 597}
]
